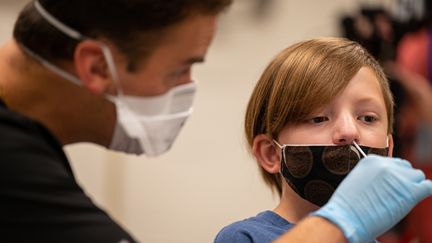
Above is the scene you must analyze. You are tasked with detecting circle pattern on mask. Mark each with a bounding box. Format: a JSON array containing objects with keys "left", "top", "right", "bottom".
[
  {"left": 322, "top": 146, "right": 360, "bottom": 175},
  {"left": 284, "top": 146, "right": 314, "bottom": 178},
  {"left": 304, "top": 180, "right": 334, "bottom": 206}
]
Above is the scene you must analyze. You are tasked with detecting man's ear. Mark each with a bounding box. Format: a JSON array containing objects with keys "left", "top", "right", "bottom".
[
  {"left": 74, "top": 40, "right": 113, "bottom": 95},
  {"left": 252, "top": 134, "right": 281, "bottom": 174},
  {"left": 387, "top": 134, "right": 394, "bottom": 157}
]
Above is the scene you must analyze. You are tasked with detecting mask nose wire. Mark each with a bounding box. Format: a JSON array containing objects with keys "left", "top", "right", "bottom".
[{"left": 352, "top": 140, "right": 368, "bottom": 158}]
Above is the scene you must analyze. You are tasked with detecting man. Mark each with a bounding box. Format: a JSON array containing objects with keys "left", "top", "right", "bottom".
[
  {"left": 0, "top": 0, "right": 430, "bottom": 242},
  {"left": 0, "top": 0, "right": 230, "bottom": 242}
]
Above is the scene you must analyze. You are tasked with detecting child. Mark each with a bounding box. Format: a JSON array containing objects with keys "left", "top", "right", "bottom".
[{"left": 215, "top": 37, "right": 394, "bottom": 243}]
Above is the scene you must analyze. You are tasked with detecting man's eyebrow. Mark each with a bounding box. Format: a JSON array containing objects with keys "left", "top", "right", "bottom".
[{"left": 183, "top": 56, "right": 205, "bottom": 65}]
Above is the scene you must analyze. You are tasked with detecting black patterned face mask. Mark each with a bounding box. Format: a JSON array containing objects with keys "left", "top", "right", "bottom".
[{"left": 273, "top": 141, "right": 388, "bottom": 206}]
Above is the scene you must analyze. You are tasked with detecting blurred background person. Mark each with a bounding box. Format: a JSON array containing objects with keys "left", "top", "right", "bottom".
[{"left": 340, "top": 0, "right": 432, "bottom": 242}]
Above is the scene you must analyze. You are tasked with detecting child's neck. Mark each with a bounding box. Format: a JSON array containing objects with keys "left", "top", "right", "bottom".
[{"left": 273, "top": 184, "right": 319, "bottom": 223}]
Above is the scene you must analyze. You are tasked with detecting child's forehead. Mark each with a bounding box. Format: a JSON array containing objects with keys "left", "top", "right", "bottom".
[
  {"left": 291, "top": 67, "right": 387, "bottom": 114},
  {"left": 331, "top": 68, "right": 384, "bottom": 103},
  {"left": 341, "top": 67, "right": 385, "bottom": 98}
]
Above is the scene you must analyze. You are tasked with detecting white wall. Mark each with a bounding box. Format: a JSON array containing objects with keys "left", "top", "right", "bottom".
[{"left": 0, "top": 0, "right": 395, "bottom": 242}]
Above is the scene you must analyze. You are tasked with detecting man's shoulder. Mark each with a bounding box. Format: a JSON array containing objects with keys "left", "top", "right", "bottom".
[
  {"left": 0, "top": 102, "right": 65, "bottom": 161},
  {"left": 0, "top": 102, "right": 72, "bottom": 184},
  {"left": 0, "top": 103, "right": 137, "bottom": 243},
  {"left": 0, "top": 103, "right": 42, "bottom": 140}
]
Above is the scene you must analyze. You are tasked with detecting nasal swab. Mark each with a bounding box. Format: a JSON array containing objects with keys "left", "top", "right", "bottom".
[{"left": 352, "top": 141, "right": 367, "bottom": 158}]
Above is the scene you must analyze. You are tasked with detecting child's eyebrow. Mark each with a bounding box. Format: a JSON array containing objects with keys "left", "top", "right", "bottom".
[
  {"left": 355, "top": 97, "right": 386, "bottom": 111},
  {"left": 355, "top": 96, "right": 382, "bottom": 104}
]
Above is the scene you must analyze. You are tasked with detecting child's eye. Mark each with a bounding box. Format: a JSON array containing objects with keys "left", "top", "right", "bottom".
[
  {"left": 359, "top": 115, "right": 377, "bottom": 123},
  {"left": 309, "top": 116, "right": 329, "bottom": 124}
]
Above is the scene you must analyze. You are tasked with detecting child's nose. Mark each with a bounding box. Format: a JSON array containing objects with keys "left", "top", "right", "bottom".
[{"left": 332, "top": 114, "right": 359, "bottom": 145}]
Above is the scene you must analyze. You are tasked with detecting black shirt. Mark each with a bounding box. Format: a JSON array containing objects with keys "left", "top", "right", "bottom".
[{"left": 0, "top": 99, "right": 137, "bottom": 242}]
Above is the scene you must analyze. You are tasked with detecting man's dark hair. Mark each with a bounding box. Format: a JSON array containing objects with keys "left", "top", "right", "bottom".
[{"left": 13, "top": 0, "right": 232, "bottom": 71}]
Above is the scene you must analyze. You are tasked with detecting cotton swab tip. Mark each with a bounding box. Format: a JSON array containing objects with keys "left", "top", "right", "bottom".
[{"left": 352, "top": 140, "right": 367, "bottom": 158}]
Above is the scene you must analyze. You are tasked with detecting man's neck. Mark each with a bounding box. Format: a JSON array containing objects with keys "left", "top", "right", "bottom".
[{"left": 0, "top": 39, "right": 116, "bottom": 147}]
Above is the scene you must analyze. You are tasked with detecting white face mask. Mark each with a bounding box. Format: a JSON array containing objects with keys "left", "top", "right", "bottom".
[
  {"left": 108, "top": 82, "right": 196, "bottom": 156},
  {"left": 26, "top": 0, "right": 196, "bottom": 156}
]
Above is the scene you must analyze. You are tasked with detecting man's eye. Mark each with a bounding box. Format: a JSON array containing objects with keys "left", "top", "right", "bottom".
[
  {"left": 359, "top": 115, "right": 377, "bottom": 123},
  {"left": 178, "top": 68, "right": 189, "bottom": 75},
  {"left": 309, "top": 116, "right": 329, "bottom": 124},
  {"left": 178, "top": 66, "right": 191, "bottom": 75}
]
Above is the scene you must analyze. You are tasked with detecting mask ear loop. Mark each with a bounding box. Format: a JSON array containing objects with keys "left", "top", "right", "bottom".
[
  {"left": 272, "top": 139, "right": 283, "bottom": 149},
  {"left": 34, "top": 0, "right": 84, "bottom": 40},
  {"left": 272, "top": 139, "right": 288, "bottom": 175},
  {"left": 34, "top": 0, "right": 121, "bottom": 94},
  {"left": 100, "top": 45, "right": 123, "bottom": 96}
]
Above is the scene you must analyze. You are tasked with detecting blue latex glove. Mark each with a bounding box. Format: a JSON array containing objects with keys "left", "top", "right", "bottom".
[{"left": 313, "top": 155, "right": 432, "bottom": 243}]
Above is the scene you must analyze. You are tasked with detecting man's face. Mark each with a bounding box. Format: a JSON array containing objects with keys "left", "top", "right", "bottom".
[
  {"left": 278, "top": 67, "right": 392, "bottom": 151},
  {"left": 113, "top": 14, "right": 218, "bottom": 96}
]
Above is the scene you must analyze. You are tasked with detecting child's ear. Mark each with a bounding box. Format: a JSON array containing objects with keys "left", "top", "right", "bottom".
[
  {"left": 387, "top": 134, "right": 394, "bottom": 157},
  {"left": 252, "top": 134, "right": 281, "bottom": 173}
]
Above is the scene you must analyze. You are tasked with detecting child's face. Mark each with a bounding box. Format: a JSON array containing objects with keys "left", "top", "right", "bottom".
[{"left": 278, "top": 67, "right": 391, "bottom": 150}]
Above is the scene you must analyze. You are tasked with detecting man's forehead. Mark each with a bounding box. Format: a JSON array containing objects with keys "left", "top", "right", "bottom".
[{"left": 147, "top": 15, "right": 216, "bottom": 63}]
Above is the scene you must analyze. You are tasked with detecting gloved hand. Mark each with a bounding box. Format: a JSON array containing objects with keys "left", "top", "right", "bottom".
[{"left": 312, "top": 155, "right": 432, "bottom": 243}]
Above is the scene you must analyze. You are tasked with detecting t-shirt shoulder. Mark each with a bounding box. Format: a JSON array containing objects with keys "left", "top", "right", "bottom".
[{"left": 214, "top": 211, "right": 294, "bottom": 243}]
